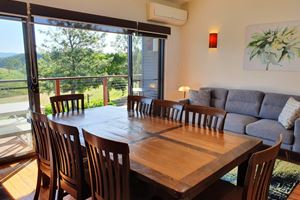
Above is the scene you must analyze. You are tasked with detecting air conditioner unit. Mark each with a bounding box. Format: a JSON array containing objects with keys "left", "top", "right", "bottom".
[{"left": 147, "top": 2, "right": 188, "bottom": 26}]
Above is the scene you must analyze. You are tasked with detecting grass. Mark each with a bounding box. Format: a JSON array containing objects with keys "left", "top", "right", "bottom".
[
  {"left": 0, "top": 68, "right": 27, "bottom": 98},
  {"left": 40, "top": 86, "right": 127, "bottom": 106}
]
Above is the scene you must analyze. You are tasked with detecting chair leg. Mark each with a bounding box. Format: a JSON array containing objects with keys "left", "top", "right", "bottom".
[
  {"left": 34, "top": 169, "right": 42, "bottom": 200},
  {"left": 42, "top": 173, "right": 50, "bottom": 187},
  {"left": 57, "top": 186, "right": 64, "bottom": 200},
  {"left": 48, "top": 175, "right": 56, "bottom": 200}
]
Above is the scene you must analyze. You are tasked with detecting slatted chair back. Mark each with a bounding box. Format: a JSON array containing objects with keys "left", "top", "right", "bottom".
[
  {"left": 31, "top": 111, "right": 56, "bottom": 200},
  {"left": 31, "top": 111, "right": 51, "bottom": 164},
  {"left": 243, "top": 135, "right": 283, "bottom": 200},
  {"left": 50, "top": 94, "right": 84, "bottom": 114},
  {"left": 83, "top": 129, "right": 130, "bottom": 200},
  {"left": 184, "top": 104, "right": 227, "bottom": 130},
  {"left": 127, "top": 95, "right": 153, "bottom": 115},
  {"left": 48, "top": 120, "right": 86, "bottom": 199},
  {"left": 152, "top": 99, "right": 184, "bottom": 121}
]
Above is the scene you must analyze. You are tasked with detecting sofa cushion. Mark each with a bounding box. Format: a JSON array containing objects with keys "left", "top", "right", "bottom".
[
  {"left": 225, "top": 89, "right": 264, "bottom": 117},
  {"left": 259, "top": 93, "right": 300, "bottom": 120},
  {"left": 201, "top": 87, "right": 228, "bottom": 109},
  {"left": 189, "top": 89, "right": 211, "bottom": 106},
  {"left": 224, "top": 113, "right": 258, "bottom": 134},
  {"left": 278, "top": 97, "right": 300, "bottom": 129},
  {"left": 246, "top": 119, "right": 294, "bottom": 145}
]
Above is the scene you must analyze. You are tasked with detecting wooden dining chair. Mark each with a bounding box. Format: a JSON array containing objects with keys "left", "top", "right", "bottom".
[
  {"left": 50, "top": 94, "right": 84, "bottom": 114},
  {"left": 127, "top": 95, "right": 153, "bottom": 115},
  {"left": 196, "top": 135, "right": 283, "bottom": 200},
  {"left": 48, "top": 120, "right": 89, "bottom": 200},
  {"left": 83, "top": 129, "right": 130, "bottom": 200},
  {"left": 152, "top": 99, "right": 184, "bottom": 121},
  {"left": 31, "top": 111, "right": 56, "bottom": 200},
  {"left": 184, "top": 104, "right": 227, "bottom": 130}
]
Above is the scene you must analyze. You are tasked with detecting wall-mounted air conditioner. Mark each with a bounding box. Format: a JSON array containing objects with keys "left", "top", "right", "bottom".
[{"left": 147, "top": 2, "right": 188, "bottom": 26}]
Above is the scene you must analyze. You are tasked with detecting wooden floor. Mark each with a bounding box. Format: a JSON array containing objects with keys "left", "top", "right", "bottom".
[
  {"left": 0, "top": 158, "right": 299, "bottom": 200},
  {"left": 0, "top": 158, "right": 74, "bottom": 200}
]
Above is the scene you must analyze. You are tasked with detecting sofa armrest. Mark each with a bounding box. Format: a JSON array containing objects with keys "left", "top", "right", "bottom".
[
  {"left": 178, "top": 98, "right": 190, "bottom": 105},
  {"left": 292, "top": 118, "right": 300, "bottom": 153}
]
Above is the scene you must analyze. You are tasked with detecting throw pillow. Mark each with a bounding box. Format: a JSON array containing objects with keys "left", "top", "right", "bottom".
[
  {"left": 278, "top": 97, "right": 300, "bottom": 129},
  {"left": 189, "top": 89, "right": 211, "bottom": 106}
]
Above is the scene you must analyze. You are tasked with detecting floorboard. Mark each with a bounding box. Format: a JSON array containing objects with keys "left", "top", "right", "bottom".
[{"left": 0, "top": 158, "right": 299, "bottom": 199}]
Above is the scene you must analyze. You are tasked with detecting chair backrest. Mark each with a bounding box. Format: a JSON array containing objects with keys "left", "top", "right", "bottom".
[
  {"left": 152, "top": 99, "right": 184, "bottom": 121},
  {"left": 83, "top": 129, "right": 130, "bottom": 200},
  {"left": 48, "top": 120, "right": 85, "bottom": 198},
  {"left": 127, "top": 95, "right": 153, "bottom": 115},
  {"left": 243, "top": 135, "right": 283, "bottom": 200},
  {"left": 50, "top": 94, "right": 84, "bottom": 114},
  {"left": 31, "top": 111, "right": 51, "bottom": 165},
  {"left": 184, "top": 104, "right": 227, "bottom": 130}
]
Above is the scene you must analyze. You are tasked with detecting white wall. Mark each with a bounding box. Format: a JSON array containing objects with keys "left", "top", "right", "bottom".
[
  {"left": 18, "top": 0, "right": 182, "bottom": 99},
  {"left": 180, "top": 0, "right": 300, "bottom": 95}
]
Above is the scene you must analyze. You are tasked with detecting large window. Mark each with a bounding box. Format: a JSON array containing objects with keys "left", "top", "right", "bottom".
[
  {"left": 0, "top": 17, "right": 33, "bottom": 162},
  {"left": 33, "top": 18, "right": 165, "bottom": 113}
]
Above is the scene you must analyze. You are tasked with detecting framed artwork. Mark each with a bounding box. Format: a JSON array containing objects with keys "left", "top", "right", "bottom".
[{"left": 243, "top": 20, "right": 300, "bottom": 71}]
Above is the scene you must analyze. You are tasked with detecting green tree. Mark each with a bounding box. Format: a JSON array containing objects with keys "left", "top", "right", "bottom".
[{"left": 38, "top": 27, "right": 107, "bottom": 94}]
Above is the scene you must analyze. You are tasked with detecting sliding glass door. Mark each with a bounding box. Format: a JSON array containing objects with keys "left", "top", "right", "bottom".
[
  {"left": 131, "top": 36, "right": 163, "bottom": 99},
  {"left": 0, "top": 17, "right": 33, "bottom": 162}
]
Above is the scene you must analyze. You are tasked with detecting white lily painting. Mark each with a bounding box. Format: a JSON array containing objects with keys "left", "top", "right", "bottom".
[{"left": 243, "top": 20, "right": 300, "bottom": 71}]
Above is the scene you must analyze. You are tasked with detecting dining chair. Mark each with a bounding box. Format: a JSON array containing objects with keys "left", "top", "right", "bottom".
[
  {"left": 50, "top": 94, "right": 84, "bottom": 114},
  {"left": 196, "top": 135, "right": 283, "bottom": 200},
  {"left": 184, "top": 104, "right": 227, "bottom": 130},
  {"left": 127, "top": 95, "right": 153, "bottom": 115},
  {"left": 83, "top": 129, "right": 130, "bottom": 200},
  {"left": 31, "top": 111, "right": 56, "bottom": 200},
  {"left": 48, "top": 120, "right": 89, "bottom": 200},
  {"left": 152, "top": 99, "right": 184, "bottom": 121}
]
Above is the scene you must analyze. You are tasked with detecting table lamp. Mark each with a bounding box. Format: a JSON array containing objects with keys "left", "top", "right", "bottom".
[{"left": 178, "top": 86, "right": 190, "bottom": 98}]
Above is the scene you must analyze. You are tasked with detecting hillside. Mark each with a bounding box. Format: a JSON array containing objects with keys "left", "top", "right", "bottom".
[
  {"left": 0, "top": 54, "right": 26, "bottom": 72},
  {"left": 0, "top": 52, "right": 18, "bottom": 58}
]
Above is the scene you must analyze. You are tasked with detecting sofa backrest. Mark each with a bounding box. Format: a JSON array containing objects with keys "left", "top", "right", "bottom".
[
  {"left": 259, "top": 93, "right": 300, "bottom": 120},
  {"left": 201, "top": 87, "right": 228, "bottom": 109},
  {"left": 225, "top": 89, "right": 264, "bottom": 117}
]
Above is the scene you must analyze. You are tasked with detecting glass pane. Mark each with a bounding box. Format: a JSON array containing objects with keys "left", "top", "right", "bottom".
[
  {"left": 0, "top": 18, "right": 33, "bottom": 161},
  {"left": 132, "top": 36, "right": 160, "bottom": 98},
  {"left": 34, "top": 23, "right": 129, "bottom": 114}
]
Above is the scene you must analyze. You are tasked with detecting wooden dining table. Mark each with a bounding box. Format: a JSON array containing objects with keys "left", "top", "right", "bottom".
[{"left": 49, "top": 106, "right": 262, "bottom": 200}]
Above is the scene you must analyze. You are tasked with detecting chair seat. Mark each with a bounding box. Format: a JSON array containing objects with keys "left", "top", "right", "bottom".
[{"left": 195, "top": 180, "right": 243, "bottom": 200}]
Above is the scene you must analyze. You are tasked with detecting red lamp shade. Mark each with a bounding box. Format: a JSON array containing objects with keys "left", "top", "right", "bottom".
[{"left": 209, "top": 33, "right": 218, "bottom": 48}]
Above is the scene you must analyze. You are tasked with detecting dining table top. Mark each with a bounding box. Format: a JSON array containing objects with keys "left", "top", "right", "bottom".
[{"left": 49, "top": 106, "right": 262, "bottom": 199}]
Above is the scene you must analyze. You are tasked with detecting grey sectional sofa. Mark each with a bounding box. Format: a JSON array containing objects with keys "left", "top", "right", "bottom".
[{"left": 181, "top": 87, "right": 300, "bottom": 155}]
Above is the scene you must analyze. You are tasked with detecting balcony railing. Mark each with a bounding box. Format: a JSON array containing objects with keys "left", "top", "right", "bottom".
[{"left": 0, "top": 74, "right": 128, "bottom": 106}]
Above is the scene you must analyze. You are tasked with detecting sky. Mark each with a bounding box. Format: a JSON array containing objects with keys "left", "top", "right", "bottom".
[
  {"left": 0, "top": 19, "right": 25, "bottom": 53},
  {"left": 0, "top": 18, "right": 120, "bottom": 54}
]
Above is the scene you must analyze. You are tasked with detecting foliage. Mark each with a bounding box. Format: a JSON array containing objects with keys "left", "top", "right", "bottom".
[
  {"left": 110, "top": 34, "right": 142, "bottom": 74},
  {"left": 0, "top": 54, "right": 27, "bottom": 73},
  {"left": 43, "top": 99, "right": 116, "bottom": 115},
  {"left": 38, "top": 27, "right": 128, "bottom": 94},
  {"left": 247, "top": 26, "right": 300, "bottom": 70}
]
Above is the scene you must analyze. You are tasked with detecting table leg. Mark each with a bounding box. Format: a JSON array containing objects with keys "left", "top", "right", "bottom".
[{"left": 237, "top": 160, "right": 248, "bottom": 186}]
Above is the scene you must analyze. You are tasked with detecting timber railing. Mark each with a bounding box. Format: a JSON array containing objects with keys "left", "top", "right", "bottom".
[{"left": 0, "top": 75, "right": 128, "bottom": 106}]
